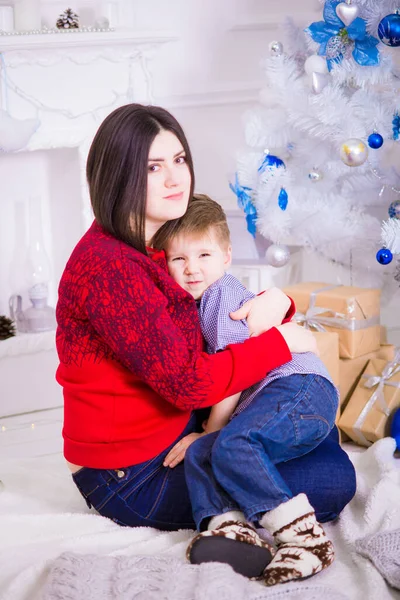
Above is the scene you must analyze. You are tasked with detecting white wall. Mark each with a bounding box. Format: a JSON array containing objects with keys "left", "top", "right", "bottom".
[
  {"left": 3, "top": 0, "right": 398, "bottom": 418},
  {"left": 1, "top": 0, "right": 320, "bottom": 315}
]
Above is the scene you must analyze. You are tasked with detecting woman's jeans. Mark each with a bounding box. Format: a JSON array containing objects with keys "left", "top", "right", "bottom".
[{"left": 72, "top": 376, "right": 356, "bottom": 532}]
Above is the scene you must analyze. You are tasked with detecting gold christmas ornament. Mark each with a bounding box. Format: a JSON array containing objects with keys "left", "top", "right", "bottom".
[{"left": 340, "top": 138, "right": 369, "bottom": 167}]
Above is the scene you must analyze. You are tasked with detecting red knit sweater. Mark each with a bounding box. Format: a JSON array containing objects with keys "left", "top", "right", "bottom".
[{"left": 56, "top": 221, "right": 294, "bottom": 468}]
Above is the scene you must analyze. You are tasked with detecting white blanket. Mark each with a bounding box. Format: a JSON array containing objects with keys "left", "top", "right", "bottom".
[{"left": 0, "top": 439, "right": 399, "bottom": 600}]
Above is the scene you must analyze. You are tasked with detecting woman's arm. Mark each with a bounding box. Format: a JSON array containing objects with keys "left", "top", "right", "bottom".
[
  {"left": 230, "top": 287, "right": 294, "bottom": 336},
  {"left": 83, "top": 258, "right": 292, "bottom": 411},
  {"left": 230, "top": 287, "right": 294, "bottom": 333}
]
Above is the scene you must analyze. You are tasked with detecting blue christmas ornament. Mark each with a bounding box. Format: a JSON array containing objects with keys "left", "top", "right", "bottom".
[
  {"left": 393, "top": 113, "right": 400, "bottom": 140},
  {"left": 229, "top": 174, "right": 257, "bottom": 238},
  {"left": 389, "top": 200, "right": 400, "bottom": 219},
  {"left": 368, "top": 133, "right": 384, "bottom": 149},
  {"left": 376, "top": 248, "right": 393, "bottom": 265},
  {"left": 258, "top": 153, "right": 285, "bottom": 174},
  {"left": 278, "top": 188, "right": 289, "bottom": 211},
  {"left": 391, "top": 407, "right": 400, "bottom": 450},
  {"left": 305, "top": 0, "right": 380, "bottom": 71},
  {"left": 378, "top": 13, "right": 400, "bottom": 47}
]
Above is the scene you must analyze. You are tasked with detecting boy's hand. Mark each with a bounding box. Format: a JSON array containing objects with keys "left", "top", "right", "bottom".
[{"left": 163, "top": 432, "right": 206, "bottom": 468}]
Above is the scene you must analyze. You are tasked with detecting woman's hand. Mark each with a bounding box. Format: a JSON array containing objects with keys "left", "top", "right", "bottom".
[
  {"left": 163, "top": 432, "right": 206, "bottom": 469},
  {"left": 230, "top": 287, "right": 291, "bottom": 337},
  {"left": 277, "top": 322, "right": 319, "bottom": 355}
]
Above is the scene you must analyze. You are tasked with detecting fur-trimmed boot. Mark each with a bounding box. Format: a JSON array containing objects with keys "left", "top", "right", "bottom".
[
  {"left": 260, "top": 493, "right": 334, "bottom": 586},
  {"left": 187, "top": 510, "right": 274, "bottom": 579}
]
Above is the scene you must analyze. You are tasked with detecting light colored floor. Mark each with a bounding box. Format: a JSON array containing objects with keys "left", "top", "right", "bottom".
[{"left": 0, "top": 406, "right": 63, "bottom": 460}]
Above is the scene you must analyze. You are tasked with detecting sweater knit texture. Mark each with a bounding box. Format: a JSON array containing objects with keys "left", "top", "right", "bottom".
[
  {"left": 42, "top": 552, "right": 348, "bottom": 600},
  {"left": 355, "top": 529, "right": 400, "bottom": 590}
]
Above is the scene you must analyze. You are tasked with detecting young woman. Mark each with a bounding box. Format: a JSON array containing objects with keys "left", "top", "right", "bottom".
[{"left": 56, "top": 104, "right": 356, "bottom": 578}]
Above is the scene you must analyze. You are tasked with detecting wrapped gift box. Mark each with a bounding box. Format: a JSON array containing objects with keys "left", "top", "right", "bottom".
[
  {"left": 312, "top": 331, "right": 341, "bottom": 430},
  {"left": 338, "top": 356, "right": 400, "bottom": 446},
  {"left": 283, "top": 282, "right": 381, "bottom": 359},
  {"left": 313, "top": 331, "right": 340, "bottom": 387},
  {"left": 339, "top": 344, "right": 396, "bottom": 411}
]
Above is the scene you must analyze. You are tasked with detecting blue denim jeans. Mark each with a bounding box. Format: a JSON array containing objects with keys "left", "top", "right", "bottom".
[
  {"left": 72, "top": 377, "right": 355, "bottom": 531},
  {"left": 185, "top": 374, "right": 341, "bottom": 528}
]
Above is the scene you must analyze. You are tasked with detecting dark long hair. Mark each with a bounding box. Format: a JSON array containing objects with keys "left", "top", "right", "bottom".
[{"left": 86, "top": 104, "right": 195, "bottom": 255}]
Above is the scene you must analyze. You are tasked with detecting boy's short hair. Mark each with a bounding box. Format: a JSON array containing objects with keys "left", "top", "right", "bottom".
[{"left": 152, "top": 194, "right": 231, "bottom": 251}]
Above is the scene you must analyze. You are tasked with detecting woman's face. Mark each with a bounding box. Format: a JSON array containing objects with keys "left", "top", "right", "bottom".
[{"left": 145, "top": 129, "right": 191, "bottom": 243}]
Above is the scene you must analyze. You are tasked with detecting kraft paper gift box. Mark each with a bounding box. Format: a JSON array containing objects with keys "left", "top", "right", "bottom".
[
  {"left": 313, "top": 331, "right": 340, "bottom": 388},
  {"left": 339, "top": 344, "right": 396, "bottom": 411},
  {"left": 283, "top": 282, "right": 381, "bottom": 359},
  {"left": 312, "top": 331, "right": 341, "bottom": 432},
  {"left": 338, "top": 355, "right": 400, "bottom": 447}
]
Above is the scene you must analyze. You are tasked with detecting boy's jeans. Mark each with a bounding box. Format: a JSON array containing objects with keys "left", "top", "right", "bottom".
[{"left": 185, "top": 374, "right": 339, "bottom": 529}]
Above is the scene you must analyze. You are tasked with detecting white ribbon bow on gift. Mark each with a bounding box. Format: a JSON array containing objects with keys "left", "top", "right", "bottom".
[
  {"left": 293, "top": 284, "right": 379, "bottom": 332},
  {"left": 352, "top": 350, "right": 400, "bottom": 447}
]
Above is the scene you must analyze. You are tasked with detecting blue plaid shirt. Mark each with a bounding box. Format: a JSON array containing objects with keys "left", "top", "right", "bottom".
[{"left": 198, "top": 273, "right": 335, "bottom": 416}]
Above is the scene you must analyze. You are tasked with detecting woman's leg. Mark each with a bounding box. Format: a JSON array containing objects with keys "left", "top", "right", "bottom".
[
  {"left": 71, "top": 415, "right": 199, "bottom": 531},
  {"left": 275, "top": 426, "right": 356, "bottom": 523}
]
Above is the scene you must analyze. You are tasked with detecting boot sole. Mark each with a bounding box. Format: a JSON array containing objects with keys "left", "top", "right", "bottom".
[{"left": 189, "top": 535, "right": 273, "bottom": 578}]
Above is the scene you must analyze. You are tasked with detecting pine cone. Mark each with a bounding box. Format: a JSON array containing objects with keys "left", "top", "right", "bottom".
[
  {"left": 56, "top": 8, "right": 79, "bottom": 29},
  {"left": 0, "top": 316, "right": 16, "bottom": 341}
]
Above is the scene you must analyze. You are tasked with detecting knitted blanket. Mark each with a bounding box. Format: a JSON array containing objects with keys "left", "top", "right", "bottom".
[
  {"left": 0, "top": 438, "right": 399, "bottom": 600},
  {"left": 42, "top": 553, "right": 347, "bottom": 600},
  {"left": 355, "top": 530, "right": 400, "bottom": 590}
]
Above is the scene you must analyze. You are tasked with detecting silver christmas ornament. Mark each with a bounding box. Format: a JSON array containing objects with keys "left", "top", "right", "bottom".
[
  {"left": 340, "top": 138, "right": 369, "bottom": 167},
  {"left": 304, "top": 55, "right": 328, "bottom": 76},
  {"left": 336, "top": 1, "right": 360, "bottom": 27},
  {"left": 308, "top": 168, "right": 323, "bottom": 182},
  {"left": 312, "top": 72, "right": 329, "bottom": 94},
  {"left": 266, "top": 244, "right": 290, "bottom": 268},
  {"left": 95, "top": 16, "right": 110, "bottom": 29},
  {"left": 269, "top": 40, "right": 283, "bottom": 57}
]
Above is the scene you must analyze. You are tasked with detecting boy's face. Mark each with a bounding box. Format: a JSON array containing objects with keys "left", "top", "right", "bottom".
[{"left": 166, "top": 229, "right": 232, "bottom": 300}]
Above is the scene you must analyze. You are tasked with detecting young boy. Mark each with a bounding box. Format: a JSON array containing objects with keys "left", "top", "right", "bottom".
[{"left": 153, "top": 195, "right": 338, "bottom": 586}]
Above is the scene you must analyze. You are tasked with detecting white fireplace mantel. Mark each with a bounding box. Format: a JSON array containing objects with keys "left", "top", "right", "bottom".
[
  {"left": 0, "top": 28, "right": 178, "bottom": 233},
  {"left": 0, "top": 30, "right": 178, "bottom": 54},
  {"left": 0, "top": 28, "right": 178, "bottom": 357}
]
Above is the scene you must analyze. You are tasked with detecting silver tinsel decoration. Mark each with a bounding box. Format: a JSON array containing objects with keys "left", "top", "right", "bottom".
[{"left": 266, "top": 244, "right": 291, "bottom": 267}]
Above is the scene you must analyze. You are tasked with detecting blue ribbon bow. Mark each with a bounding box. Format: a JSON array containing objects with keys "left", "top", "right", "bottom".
[{"left": 306, "top": 0, "right": 380, "bottom": 71}]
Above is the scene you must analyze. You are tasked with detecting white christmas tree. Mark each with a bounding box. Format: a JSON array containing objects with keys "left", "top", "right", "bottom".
[{"left": 232, "top": 0, "right": 400, "bottom": 289}]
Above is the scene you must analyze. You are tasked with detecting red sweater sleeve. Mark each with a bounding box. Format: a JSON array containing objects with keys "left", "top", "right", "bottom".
[
  {"left": 283, "top": 296, "right": 296, "bottom": 323},
  {"left": 86, "top": 258, "right": 292, "bottom": 411}
]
